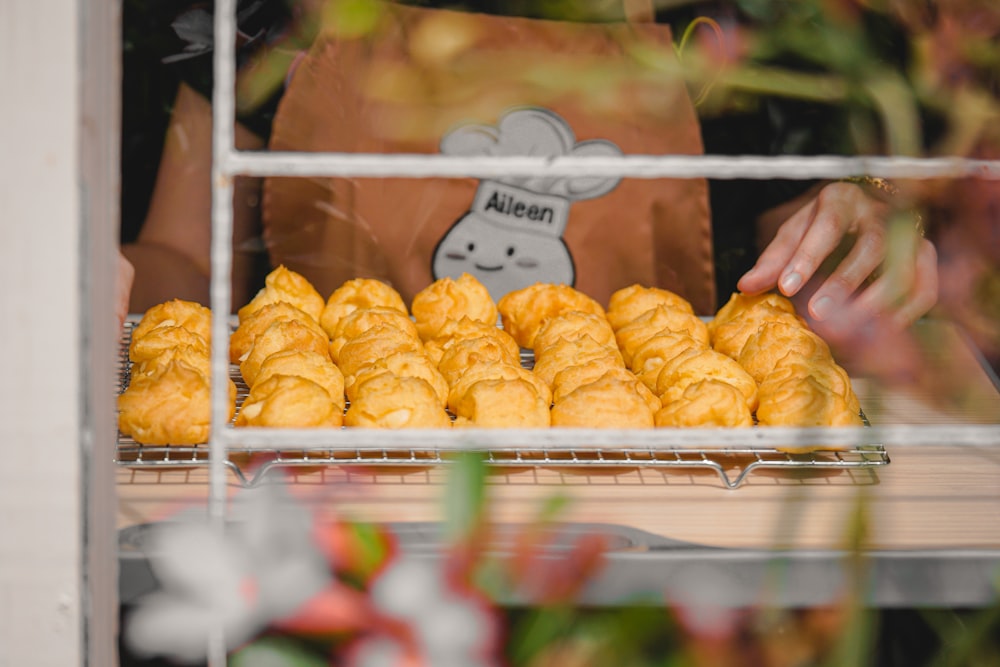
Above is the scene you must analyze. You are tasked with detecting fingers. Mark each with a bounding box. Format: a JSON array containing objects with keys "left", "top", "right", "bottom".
[
  {"left": 806, "top": 211, "right": 888, "bottom": 321},
  {"left": 737, "top": 200, "right": 815, "bottom": 295},
  {"left": 893, "top": 240, "right": 939, "bottom": 326},
  {"left": 740, "top": 181, "right": 937, "bottom": 330},
  {"left": 814, "top": 236, "right": 938, "bottom": 347},
  {"left": 740, "top": 183, "right": 869, "bottom": 300},
  {"left": 848, "top": 238, "right": 938, "bottom": 329}
]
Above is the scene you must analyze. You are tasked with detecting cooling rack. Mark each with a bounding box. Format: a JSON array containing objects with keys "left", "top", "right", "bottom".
[{"left": 114, "top": 320, "right": 889, "bottom": 489}]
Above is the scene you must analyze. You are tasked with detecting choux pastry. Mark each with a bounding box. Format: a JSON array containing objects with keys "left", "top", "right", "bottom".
[
  {"left": 237, "top": 265, "right": 325, "bottom": 323},
  {"left": 345, "top": 374, "right": 452, "bottom": 428},
  {"left": 328, "top": 306, "right": 420, "bottom": 362},
  {"left": 452, "top": 378, "right": 552, "bottom": 428},
  {"left": 230, "top": 301, "right": 327, "bottom": 364},
  {"left": 236, "top": 374, "right": 343, "bottom": 428},
  {"left": 129, "top": 299, "right": 212, "bottom": 358},
  {"left": 335, "top": 324, "right": 424, "bottom": 378},
  {"left": 497, "top": 282, "right": 606, "bottom": 349},
  {"left": 320, "top": 278, "right": 408, "bottom": 339},
  {"left": 737, "top": 321, "right": 833, "bottom": 383},
  {"left": 345, "top": 351, "right": 449, "bottom": 406},
  {"left": 437, "top": 336, "right": 522, "bottom": 386},
  {"left": 423, "top": 316, "right": 521, "bottom": 368},
  {"left": 129, "top": 325, "right": 209, "bottom": 365},
  {"left": 118, "top": 359, "right": 236, "bottom": 445},
  {"left": 615, "top": 305, "right": 710, "bottom": 367},
  {"left": 446, "top": 361, "right": 551, "bottom": 413},
  {"left": 532, "top": 310, "right": 618, "bottom": 353},
  {"left": 254, "top": 349, "right": 346, "bottom": 410},
  {"left": 239, "top": 319, "right": 331, "bottom": 386},
  {"left": 655, "top": 347, "right": 759, "bottom": 411},
  {"left": 411, "top": 273, "right": 498, "bottom": 341},
  {"left": 532, "top": 335, "right": 625, "bottom": 388},
  {"left": 606, "top": 284, "right": 695, "bottom": 331},
  {"left": 654, "top": 379, "right": 754, "bottom": 428},
  {"left": 550, "top": 375, "right": 655, "bottom": 428}
]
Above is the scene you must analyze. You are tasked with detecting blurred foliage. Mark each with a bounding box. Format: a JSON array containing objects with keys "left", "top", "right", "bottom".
[{"left": 176, "top": 460, "right": 1000, "bottom": 667}]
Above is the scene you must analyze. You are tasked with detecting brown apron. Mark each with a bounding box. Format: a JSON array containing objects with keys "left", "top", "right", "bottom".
[{"left": 262, "top": 2, "right": 716, "bottom": 314}]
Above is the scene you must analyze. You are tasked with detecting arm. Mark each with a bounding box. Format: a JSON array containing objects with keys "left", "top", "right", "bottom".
[{"left": 122, "top": 82, "right": 266, "bottom": 313}]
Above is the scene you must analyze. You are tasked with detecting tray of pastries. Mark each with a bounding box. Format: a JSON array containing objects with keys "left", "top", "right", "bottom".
[{"left": 115, "top": 267, "right": 887, "bottom": 488}]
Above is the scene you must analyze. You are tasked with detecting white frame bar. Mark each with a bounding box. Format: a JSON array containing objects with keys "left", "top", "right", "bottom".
[
  {"left": 228, "top": 152, "right": 1000, "bottom": 180},
  {"left": 216, "top": 423, "right": 1000, "bottom": 450},
  {"left": 1, "top": 0, "right": 120, "bottom": 664}
]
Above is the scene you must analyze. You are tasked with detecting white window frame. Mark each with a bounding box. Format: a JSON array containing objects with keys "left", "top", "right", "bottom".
[{"left": 1, "top": 0, "right": 120, "bottom": 665}]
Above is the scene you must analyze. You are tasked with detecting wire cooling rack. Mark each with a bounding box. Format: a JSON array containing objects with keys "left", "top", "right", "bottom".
[{"left": 114, "top": 320, "right": 889, "bottom": 489}]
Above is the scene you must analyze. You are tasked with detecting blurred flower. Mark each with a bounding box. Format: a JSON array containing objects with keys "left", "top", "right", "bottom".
[
  {"left": 347, "top": 555, "right": 501, "bottom": 667},
  {"left": 125, "top": 482, "right": 333, "bottom": 663}
]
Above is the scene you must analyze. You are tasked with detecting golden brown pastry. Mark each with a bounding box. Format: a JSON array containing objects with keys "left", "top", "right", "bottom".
[
  {"left": 423, "top": 316, "right": 521, "bottom": 368},
  {"left": 628, "top": 330, "right": 706, "bottom": 391},
  {"left": 129, "top": 299, "right": 212, "bottom": 357},
  {"left": 551, "top": 363, "right": 659, "bottom": 414},
  {"left": 550, "top": 375, "right": 655, "bottom": 428},
  {"left": 436, "top": 336, "right": 522, "bottom": 386},
  {"left": 254, "top": 349, "right": 346, "bottom": 410},
  {"left": 235, "top": 374, "right": 343, "bottom": 428},
  {"left": 708, "top": 291, "right": 798, "bottom": 337},
  {"left": 129, "top": 325, "right": 209, "bottom": 365},
  {"left": 446, "top": 361, "right": 551, "bottom": 413},
  {"left": 118, "top": 360, "right": 236, "bottom": 445},
  {"left": 606, "top": 284, "right": 695, "bottom": 331},
  {"left": 532, "top": 335, "right": 625, "bottom": 388},
  {"left": 132, "top": 344, "right": 211, "bottom": 380},
  {"left": 230, "top": 301, "right": 327, "bottom": 364},
  {"left": 237, "top": 265, "right": 325, "bottom": 323},
  {"left": 654, "top": 379, "right": 753, "bottom": 428},
  {"left": 497, "top": 283, "right": 606, "bottom": 349},
  {"left": 532, "top": 310, "right": 618, "bottom": 353},
  {"left": 345, "top": 374, "right": 452, "bottom": 428},
  {"left": 737, "top": 321, "right": 833, "bottom": 383},
  {"left": 328, "top": 307, "right": 420, "bottom": 362},
  {"left": 335, "top": 324, "right": 425, "bottom": 378},
  {"left": 711, "top": 306, "right": 807, "bottom": 361},
  {"left": 319, "top": 278, "right": 408, "bottom": 340},
  {"left": 756, "top": 375, "right": 864, "bottom": 431},
  {"left": 655, "top": 347, "right": 759, "bottom": 411},
  {"left": 760, "top": 356, "right": 861, "bottom": 416},
  {"left": 452, "top": 378, "right": 552, "bottom": 428},
  {"left": 345, "top": 351, "right": 449, "bottom": 406},
  {"left": 410, "top": 273, "right": 498, "bottom": 341},
  {"left": 239, "top": 319, "right": 331, "bottom": 386},
  {"left": 614, "top": 305, "right": 710, "bottom": 367}
]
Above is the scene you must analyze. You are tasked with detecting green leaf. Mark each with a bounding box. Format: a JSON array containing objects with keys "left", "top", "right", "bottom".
[
  {"left": 443, "top": 451, "right": 487, "bottom": 543},
  {"left": 322, "top": 0, "right": 381, "bottom": 39}
]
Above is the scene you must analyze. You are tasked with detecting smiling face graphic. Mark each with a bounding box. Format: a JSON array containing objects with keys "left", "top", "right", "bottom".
[
  {"left": 431, "top": 108, "right": 623, "bottom": 301},
  {"left": 432, "top": 212, "right": 574, "bottom": 300}
]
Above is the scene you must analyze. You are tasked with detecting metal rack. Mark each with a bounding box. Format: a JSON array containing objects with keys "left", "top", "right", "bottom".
[{"left": 115, "top": 321, "right": 889, "bottom": 489}]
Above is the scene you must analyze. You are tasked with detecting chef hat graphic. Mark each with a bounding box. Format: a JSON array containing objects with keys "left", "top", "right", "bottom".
[{"left": 440, "top": 108, "right": 623, "bottom": 238}]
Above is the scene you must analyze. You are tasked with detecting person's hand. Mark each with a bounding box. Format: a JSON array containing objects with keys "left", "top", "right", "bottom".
[
  {"left": 738, "top": 180, "right": 938, "bottom": 336},
  {"left": 117, "top": 249, "right": 135, "bottom": 331}
]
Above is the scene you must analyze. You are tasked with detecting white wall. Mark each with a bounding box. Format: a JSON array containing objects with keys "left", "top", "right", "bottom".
[{"left": 0, "top": 0, "right": 119, "bottom": 664}]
